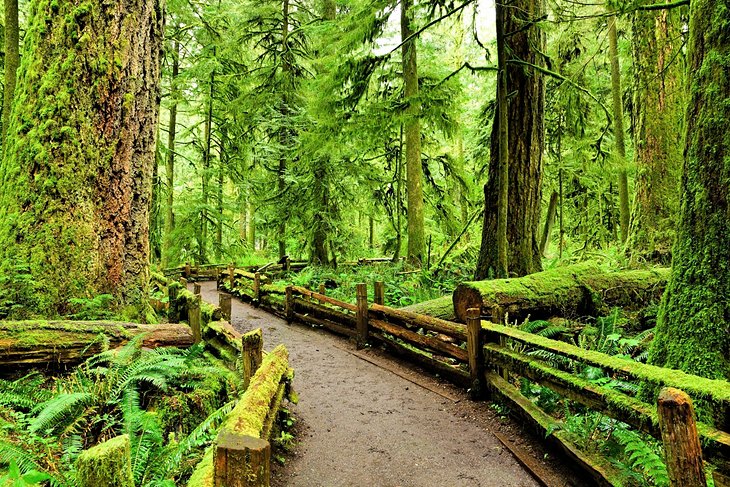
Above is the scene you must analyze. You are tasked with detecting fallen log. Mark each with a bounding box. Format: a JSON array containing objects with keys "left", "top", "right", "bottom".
[
  {"left": 0, "top": 321, "right": 194, "bottom": 369},
  {"left": 452, "top": 263, "right": 669, "bottom": 323},
  {"left": 399, "top": 295, "right": 456, "bottom": 321}
]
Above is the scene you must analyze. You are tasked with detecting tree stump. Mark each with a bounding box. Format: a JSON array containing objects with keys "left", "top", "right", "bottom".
[{"left": 214, "top": 432, "right": 270, "bottom": 487}]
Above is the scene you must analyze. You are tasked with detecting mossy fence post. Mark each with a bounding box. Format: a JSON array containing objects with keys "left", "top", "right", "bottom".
[
  {"left": 356, "top": 283, "right": 369, "bottom": 349},
  {"left": 657, "top": 387, "right": 706, "bottom": 487},
  {"left": 220, "top": 293, "right": 232, "bottom": 321},
  {"left": 76, "top": 435, "right": 134, "bottom": 487},
  {"left": 254, "top": 272, "right": 261, "bottom": 305},
  {"left": 228, "top": 263, "right": 235, "bottom": 290},
  {"left": 190, "top": 295, "right": 202, "bottom": 344},
  {"left": 466, "top": 308, "right": 485, "bottom": 399},
  {"left": 241, "top": 328, "right": 263, "bottom": 389},
  {"left": 214, "top": 431, "right": 270, "bottom": 487},
  {"left": 318, "top": 283, "right": 326, "bottom": 295},
  {"left": 185, "top": 261, "right": 192, "bottom": 278},
  {"left": 285, "top": 286, "right": 293, "bottom": 322},
  {"left": 194, "top": 282, "right": 201, "bottom": 295},
  {"left": 168, "top": 283, "right": 180, "bottom": 323},
  {"left": 374, "top": 281, "right": 385, "bottom": 305}
]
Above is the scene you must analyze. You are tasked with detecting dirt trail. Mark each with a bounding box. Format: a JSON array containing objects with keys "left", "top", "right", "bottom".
[{"left": 196, "top": 282, "right": 579, "bottom": 487}]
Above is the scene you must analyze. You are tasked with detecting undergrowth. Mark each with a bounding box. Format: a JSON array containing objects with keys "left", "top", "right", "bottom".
[{"left": 0, "top": 338, "right": 238, "bottom": 486}]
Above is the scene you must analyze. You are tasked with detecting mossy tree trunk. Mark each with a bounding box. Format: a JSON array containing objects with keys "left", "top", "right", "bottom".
[
  {"left": 1, "top": 0, "right": 19, "bottom": 147},
  {"left": 648, "top": 0, "right": 730, "bottom": 399},
  {"left": 0, "top": 0, "right": 162, "bottom": 318},
  {"left": 475, "top": 0, "right": 545, "bottom": 279},
  {"left": 277, "top": 0, "right": 291, "bottom": 260},
  {"left": 628, "top": 2, "right": 685, "bottom": 264},
  {"left": 401, "top": 0, "right": 425, "bottom": 266},
  {"left": 608, "top": 12, "right": 631, "bottom": 244}
]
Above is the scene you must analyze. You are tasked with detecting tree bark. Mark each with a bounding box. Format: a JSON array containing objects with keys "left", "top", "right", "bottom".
[
  {"left": 608, "top": 13, "right": 631, "bottom": 243},
  {"left": 0, "top": 0, "right": 162, "bottom": 318},
  {"left": 455, "top": 263, "right": 669, "bottom": 323},
  {"left": 648, "top": 0, "right": 730, "bottom": 406},
  {"left": 401, "top": 0, "right": 425, "bottom": 266},
  {"left": 475, "top": 0, "right": 545, "bottom": 279},
  {"left": 628, "top": 2, "right": 684, "bottom": 263},
  {"left": 1, "top": 0, "right": 19, "bottom": 149}
]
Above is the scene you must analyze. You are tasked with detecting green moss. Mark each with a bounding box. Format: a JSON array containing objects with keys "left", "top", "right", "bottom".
[
  {"left": 221, "top": 345, "right": 289, "bottom": 438},
  {"left": 401, "top": 295, "right": 456, "bottom": 321},
  {"left": 484, "top": 321, "right": 730, "bottom": 405},
  {"left": 76, "top": 435, "right": 134, "bottom": 487},
  {"left": 187, "top": 446, "right": 214, "bottom": 487}
]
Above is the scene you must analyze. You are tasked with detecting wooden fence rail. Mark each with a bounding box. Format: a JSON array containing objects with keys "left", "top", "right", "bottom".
[{"left": 215, "top": 265, "right": 730, "bottom": 486}]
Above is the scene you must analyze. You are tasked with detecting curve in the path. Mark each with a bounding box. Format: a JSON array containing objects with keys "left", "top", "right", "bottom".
[{"left": 196, "top": 281, "right": 539, "bottom": 487}]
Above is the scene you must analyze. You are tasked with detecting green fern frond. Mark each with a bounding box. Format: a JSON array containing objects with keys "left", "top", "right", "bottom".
[{"left": 29, "top": 392, "right": 94, "bottom": 435}]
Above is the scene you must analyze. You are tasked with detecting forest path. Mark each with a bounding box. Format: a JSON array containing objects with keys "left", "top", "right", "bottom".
[{"left": 195, "top": 281, "right": 571, "bottom": 487}]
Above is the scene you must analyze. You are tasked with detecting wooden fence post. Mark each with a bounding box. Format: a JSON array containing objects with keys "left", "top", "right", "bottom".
[
  {"left": 284, "top": 256, "right": 291, "bottom": 272},
  {"left": 179, "top": 276, "right": 187, "bottom": 288},
  {"left": 254, "top": 272, "right": 261, "bottom": 304},
  {"left": 285, "top": 286, "right": 293, "bottom": 323},
  {"left": 356, "top": 283, "right": 368, "bottom": 349},
  {"left": 228, "top": 263, "right": 235, "bottom": 290},
  {"left": 220, "top": 293, "right": 232, "bottom": 321},
  {"left": 241, "top": 329, "right": 263, "bottom": 390},
  {"left": 184, "top": 261, "right": 191, "bottom": 278},
  {"left": 318, "top": 283, "right": 326, "bottom": 295},
  {"left": 168, "top": 284, "right": 180, "bottom": 323},
  {"left": 467, "top": 308, "right": 485, "bottom": 399},
  {"left": 193, "top": 282, "right": 201, "bottom": 295},
  {"left": 657, "top": 387, "right": 706, "bottom": 487},
  {"left": 189, "top": 295, "right": 202, "bottom": 344},
  {"left": 374, "top": 281, "right": 385, "bottom": 305},
  {"left": 76, "top": 435, "right": 134, "bottom": 487},
  {"left": 215, "top": 432, "right": 270, "bottom": 487}
]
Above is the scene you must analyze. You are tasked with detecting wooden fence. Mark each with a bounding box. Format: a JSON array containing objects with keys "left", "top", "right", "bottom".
[{"left": 216, "top": 266, "right": 730, "bottom": 487}]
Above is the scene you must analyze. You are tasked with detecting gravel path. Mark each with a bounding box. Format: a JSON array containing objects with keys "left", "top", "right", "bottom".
[{"left": 196, "top": 282, "right": 577, "bottom": 487}]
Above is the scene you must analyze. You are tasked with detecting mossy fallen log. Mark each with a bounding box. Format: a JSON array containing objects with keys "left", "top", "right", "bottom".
[
  {"left": 399, "top": 295, "right": 456, "bottom": 321},
  {"left": 452, "top": 263, "right": 669, "bottom": 323},
  {"left": 0, "top": 320, "right": 194, "bottom": 368}
]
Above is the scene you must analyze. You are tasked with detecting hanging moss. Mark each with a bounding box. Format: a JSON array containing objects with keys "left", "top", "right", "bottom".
[{"left": 0, "top": 0, "right": 162, "bottom": 319}]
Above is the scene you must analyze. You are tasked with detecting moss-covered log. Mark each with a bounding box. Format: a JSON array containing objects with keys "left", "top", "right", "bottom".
[
  {"left": 76, "top": 435, "right": 134, "bottom": 487},
  {"left": 0, "top": 0, "right": 162, "bottom": 318},
  {"left": 399, "top": 295, "right": 456, "bottom": 321},
  {"left": 0, "top": 320, "right": 193, "bottom": 368},
  {"left": 453, "top": 263, "right": 669, "bottom": 323}
]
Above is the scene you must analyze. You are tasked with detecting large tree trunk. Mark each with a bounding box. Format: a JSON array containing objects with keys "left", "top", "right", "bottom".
[
  {"left": 0, "top": 0, "right": 162, "bottom": 318},
  {"left": 608, "top": 13, "right": 631, "bottom": 244},
  {"left": 400, "top": 295, "right": 456, "bottom": 321},
  {"left": 1, "top": 0, "right": 19, "bottom": 147},
  {"left": 648, "top": 0, "right": 730, "bottom": 393},
  {"left": 475, "top": 0, "right": 545, "bottom": 279},
  {"left": 628, "top": 3, "right": 684, "bottom": 264},
  {"left": 0, "top": 321, "right": 193, "bottom": 369},
  {"left": 163, "top": 33, "right": 180, "bottom": 269},
  {"left": 401, "top": 0, "right": 425, "bottom": 266},
  {"left": 455, "top": 263, "right": 669, "bottom": 323}
]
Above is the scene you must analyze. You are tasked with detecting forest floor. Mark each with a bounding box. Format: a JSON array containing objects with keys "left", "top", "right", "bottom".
[{"left": 195, "top": 281, "right": 582, "bottom": 487}]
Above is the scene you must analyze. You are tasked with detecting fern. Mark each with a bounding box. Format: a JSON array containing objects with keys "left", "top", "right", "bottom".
[
  {"left": 29, "top": 392, "right": 94, "bottom": 435},
  {"left": 613, "top": 429, "right": 669, "bottom": 486}
]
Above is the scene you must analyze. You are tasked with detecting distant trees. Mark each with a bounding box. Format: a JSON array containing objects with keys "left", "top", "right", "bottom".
[{"left": 0, "top": 0, "right": 162, "bottom": 317}]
